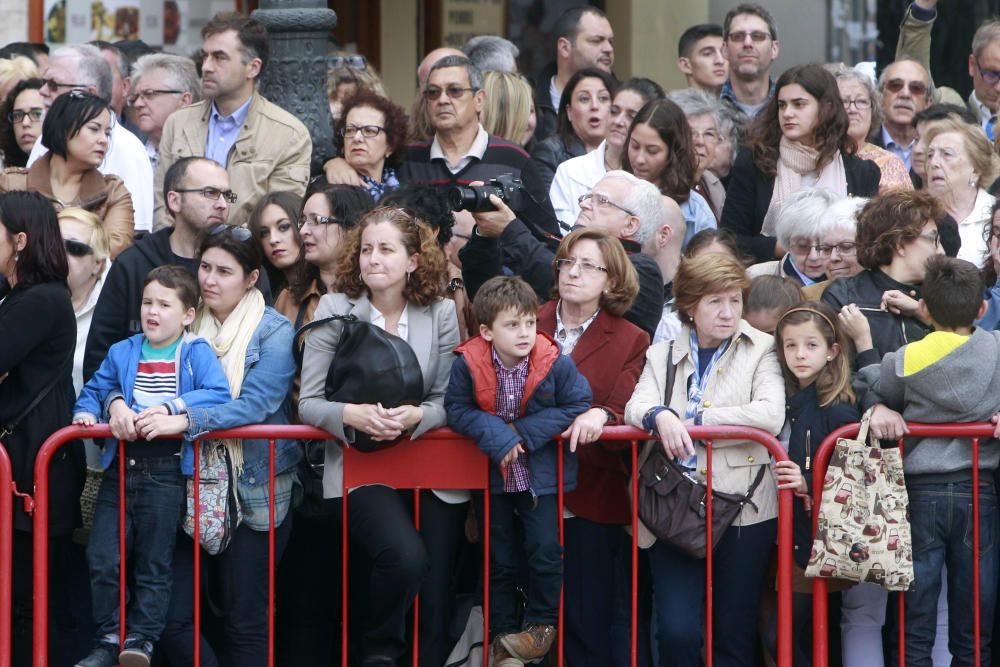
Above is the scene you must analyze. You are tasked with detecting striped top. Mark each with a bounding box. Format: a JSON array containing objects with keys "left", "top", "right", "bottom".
[{"left": 133, "top": 336, "right": 181, "bottom": 411}]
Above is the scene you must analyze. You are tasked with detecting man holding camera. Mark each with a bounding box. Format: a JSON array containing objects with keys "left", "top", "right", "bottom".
[{"left": 461, "top": 171, "right": 664, "bottom": 339}]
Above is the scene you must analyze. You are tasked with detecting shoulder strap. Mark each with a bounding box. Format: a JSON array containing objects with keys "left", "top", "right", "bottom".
[
  {"left": 1, "top": 350, "right": 73, "bottom": 438},
  {"left": 292, "top": 313, "right": 358, "bottom": 368},
  {"left": 663, "top": 341, "right": 677, "bottom": 406}
]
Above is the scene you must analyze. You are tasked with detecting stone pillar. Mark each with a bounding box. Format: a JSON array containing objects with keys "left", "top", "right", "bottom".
[{"left": 252, "top": 0, "right": 338, "bottom": 176}]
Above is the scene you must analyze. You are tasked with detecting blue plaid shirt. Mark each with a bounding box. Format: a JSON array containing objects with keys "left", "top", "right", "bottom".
[
  {"left": 720, "top": 78, "right": 776, "bottom": 118},
  {"left": 492, "top": 346, "right": 531, "bottom": 493}
]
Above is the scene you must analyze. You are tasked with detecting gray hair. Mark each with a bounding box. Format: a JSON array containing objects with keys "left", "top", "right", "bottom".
[
  {"left": 93, "top": 42, "right": 128, "bottom": 82},
  {"left": 604, "top": 170, "right": 668, "bottom": 244},
  {"left": 667, "top": 87, "right": 722, "bottom": 119},
  {"left": 131, "top": 53, "right": 201, "bottom": 102},
  {"left": 825, "top": 62, "right": 883, "bottom": 142},
  {"left": 775, "top": 188, "right": 839, "bottom": 249},
  {"left": 973, "top": 20, "right": 1000, "bottom": 58},
  {"left": 463, "top": 35, "right": 519, "bottom": 74},
  {"left": 714, "top": 103, "right": 742, "bottom": 168},
  {"left": 820, "top": 196, "right": 866, "bottom": 239},
  {"left": 50, "top": 44, "right": 113, "bottom": 102},
  {"left": 876, "top": 58, "right": 935, "bottom": 101},
  {"left": 428, "top": 55, "right": 484, "bottom": 91}
]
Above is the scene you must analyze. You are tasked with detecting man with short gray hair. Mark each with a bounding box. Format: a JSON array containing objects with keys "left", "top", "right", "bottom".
[
  {"left": 29, "top": 43, "right": 155, "bottom": 232},
  {"left": 129, "top": 53, "right": 200, "bottom": 170},
  {"left": 464, "top": 35, "right": 519, "bottom": 73}
]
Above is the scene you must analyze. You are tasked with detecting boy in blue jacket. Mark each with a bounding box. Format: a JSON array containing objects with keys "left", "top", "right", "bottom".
[
  {"left": 446, "top": 276, "right": 592, "bottom": 666},
  {"left": 72, "top": 266, "right": 230, "bottom": 667}
]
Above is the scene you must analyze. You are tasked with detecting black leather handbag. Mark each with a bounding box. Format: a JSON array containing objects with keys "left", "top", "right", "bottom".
[
  {"left": 636, "top": 341, "right": 766, "bottom": 558},
  {"left": 295, "top": 313, "right": 425, "bottom": 452}
]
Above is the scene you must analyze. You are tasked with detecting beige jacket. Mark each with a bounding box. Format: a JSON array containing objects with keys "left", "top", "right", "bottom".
[
  {"left": 154, "top": 91, "right": 311, "bottom": 229},
  {"left": 625, "top": 320, "right": 785, "bottom": 547},
  {"left": 0, "top": 154, "right": 134, "bottom": 259}
]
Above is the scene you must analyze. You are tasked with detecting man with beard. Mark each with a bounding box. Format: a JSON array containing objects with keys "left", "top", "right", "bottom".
[
  {"left": 874, "top": 58, "right": 933, "bottom": 171},
  {"left": 719, "top": 4, "right": 779, "bottom": 119}
]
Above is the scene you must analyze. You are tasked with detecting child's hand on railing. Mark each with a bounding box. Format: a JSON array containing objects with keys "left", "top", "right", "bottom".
[
  {"left": 108, "top": 398, "right": 139, "bottom": 441},
  {"left": 773, "top": 459, "right": 807, "bottom": 494}
]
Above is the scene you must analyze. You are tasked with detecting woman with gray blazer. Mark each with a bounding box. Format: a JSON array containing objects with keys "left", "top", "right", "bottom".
[{"left": 298, "top": 207, "right": 460, "bottom": 667}]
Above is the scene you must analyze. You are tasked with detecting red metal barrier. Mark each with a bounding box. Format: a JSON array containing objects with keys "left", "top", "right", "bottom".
[
  {"left": 29, "top": 424, "right": 795, "bottom": 666},
  {"left": 0, "top": 442, "right": 14, "bottom": 667},
  {"left": 810, "top": 422, "right": 994, "bottom": 667}
]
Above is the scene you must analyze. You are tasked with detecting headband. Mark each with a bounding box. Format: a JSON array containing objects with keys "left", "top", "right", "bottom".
[{"left": 777, "top": 306, "right": 837, "bottom": 334}]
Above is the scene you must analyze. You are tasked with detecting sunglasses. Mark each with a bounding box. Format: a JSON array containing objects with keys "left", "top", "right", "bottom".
[
  {"left": 727, "top": 30, "right": 771, "bottom": 43},
  {"left": 207, "top": 223, "right": 252, "bottom": 241},
  {"left": 41, "top": 78, "right": 89, "bottom": 93},
  {"left": 423, "top": 85, "right": 477, "bottom": 101},
  {"left": 884, "top": 78, "right": 928, "bottom": 97},
  {"left": 64, "top": 239, "right": 94, "bottom": 257},
  {"left": 329, "top": 55, "right": 368, "bottom": 70}
]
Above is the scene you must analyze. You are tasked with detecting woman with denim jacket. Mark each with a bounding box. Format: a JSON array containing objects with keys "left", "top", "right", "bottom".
[{"left": 143, "top": 224, "right": 299, "bottom": 667}]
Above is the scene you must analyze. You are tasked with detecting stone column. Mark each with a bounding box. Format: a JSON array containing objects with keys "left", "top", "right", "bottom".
[{"left": 252, "top": 0, "right": 338, "bottom": 176}]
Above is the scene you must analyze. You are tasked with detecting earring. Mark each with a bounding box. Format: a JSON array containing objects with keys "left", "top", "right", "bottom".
[
  {"left": 826, "top": 356, "right": 832, "bottom": 362},
  {"left": 406, "top": 271, "right": 412, "bottom": 283},
  {"left": 13, "top": 252, "right": 18, "bottom": 263}
]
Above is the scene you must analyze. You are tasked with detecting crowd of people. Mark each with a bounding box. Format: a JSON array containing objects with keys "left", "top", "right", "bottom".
[{"left": 3, "top": 1, "right": 1000, "bottom": 665}]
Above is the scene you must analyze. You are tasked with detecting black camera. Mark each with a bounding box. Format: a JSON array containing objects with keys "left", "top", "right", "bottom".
[{"left": 446, "top": 174, "right": 525, "bottom": 213}]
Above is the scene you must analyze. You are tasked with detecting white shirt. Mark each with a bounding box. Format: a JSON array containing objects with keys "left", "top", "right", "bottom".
[
  {"left": 549, "top": 76, "right": 561, "bottom": 113},
  {"left": 549, "top": 140, "right": 608, "bottom": 234},
  {"left": 29, "top": 115, "right": 155, "bottom": 232},
  {"left": 429, "top": 124, "right": 490, "bottom": 174},
  {"left": 971, "top": 91, "right": 996, "bottom": 132},
  {"left": 955, "top": 187, "right": 996, "bottom": 267}
]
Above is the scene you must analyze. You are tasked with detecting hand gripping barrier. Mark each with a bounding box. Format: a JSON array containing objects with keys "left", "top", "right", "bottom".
[
  {"left": 810, "top": 422, "right": 994, "bottom": 667},
  {"left": 0, "top": 442, "right": 13, "bottom": 667},
  {"left": 29, "top": 424, "right": 794, "bottom": 666}
]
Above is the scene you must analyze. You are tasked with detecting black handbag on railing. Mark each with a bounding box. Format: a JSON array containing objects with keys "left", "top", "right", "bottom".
[
  {"left": 636, "top": 342, "right": 767, "bottom": 559},
  {"left": 295, "top": 313, "right": 425, "bottom": 452}
]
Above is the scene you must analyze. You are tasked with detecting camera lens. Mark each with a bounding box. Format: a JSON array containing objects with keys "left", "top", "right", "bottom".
[{"left": 446, "top": 185, "right": 478, "bottom": 212}]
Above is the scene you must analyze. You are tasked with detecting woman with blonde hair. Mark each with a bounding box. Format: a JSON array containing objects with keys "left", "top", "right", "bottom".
[
  {"left": 0, "top": 55, "right": 38, "bottom": 98},
  {"left": 481, "top": 70, "right": 535, "bottom": 147},
  {"left": 327, "top": 53, "right": 387, "bottom": 122}
]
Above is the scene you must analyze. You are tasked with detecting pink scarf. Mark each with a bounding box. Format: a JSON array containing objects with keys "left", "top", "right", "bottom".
[{"left": 762, "top": 136, "right": 848, "bottom": 236}]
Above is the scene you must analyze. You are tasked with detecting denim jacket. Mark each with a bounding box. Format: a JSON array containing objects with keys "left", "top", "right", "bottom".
[{"left": 183, "top": 307, "right": 301, "bottom": 485}]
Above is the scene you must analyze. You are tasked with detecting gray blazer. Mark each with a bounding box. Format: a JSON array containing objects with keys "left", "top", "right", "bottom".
[{"left": 298, "top": 292, "right": 460, "bottom": 498}]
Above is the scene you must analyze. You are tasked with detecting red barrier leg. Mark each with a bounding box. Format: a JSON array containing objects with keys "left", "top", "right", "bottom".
[
  {"left": 630, "top": 441, "right": 638, "bottom": 667},
  {"left": 412, "top": 489, "right": 420, "bottom": 667},
  {"left": 118, "top": 441, "right": 127, "bottom": 650},
  {"left": 557, "top": 444, "right": 564, "bottom": 667},
  {"left": 0, "top": 445, "right": 14, "bottom": 667},
  {"left": 973, "top": 438, "right": 981, "bottom": 667},
  {"left": 483, "top": 475, "right": 490, "bottom": 667},
  {"left": 342, "top": 472, "right": 349, "bottom": 667},
  {"left": 268, "top": 440, "right": 276, "bottom": 667},
  {"left": 705, "top": 441, "right": 714, "bottom": 667},
  {"left": 194, "top": 441, "right": 201, "bottom": 667}
]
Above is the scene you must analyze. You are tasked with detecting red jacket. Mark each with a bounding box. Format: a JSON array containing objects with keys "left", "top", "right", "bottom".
[
  {"left": 537, "top": 301, "right": 650, "bottom": 524},
  {"left": 456, "top": 331, "right": 561, "bottom": 415}
]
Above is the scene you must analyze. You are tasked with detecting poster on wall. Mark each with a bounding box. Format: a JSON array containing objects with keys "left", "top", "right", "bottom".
[
  {"left": 441, "top": 0, "right": 506, "bottom": 49},
  {"left": 42, "top": 0, "right": 233, "bottom": 55}
]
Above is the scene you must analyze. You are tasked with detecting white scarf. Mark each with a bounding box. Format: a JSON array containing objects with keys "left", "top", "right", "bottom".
[
  {"left": 193, "top": 288, "right": 266, "bottom": 473},
  {"left": 762, "top": 136, "right": 848, "bottom": 236}
]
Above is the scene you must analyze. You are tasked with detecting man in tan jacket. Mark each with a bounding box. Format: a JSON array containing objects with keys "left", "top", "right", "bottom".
[{"left": 154, "top": 12, "right": 311, "bottom": 229}]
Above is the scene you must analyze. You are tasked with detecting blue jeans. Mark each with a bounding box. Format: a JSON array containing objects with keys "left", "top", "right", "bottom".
[
  {"left": 896, "top": 478, "right": 998, "bottom": 667},
  {"left": 87, "top": 456, "right": 185, "bottom": 644},
  {"left": 489, "top": 492, "right": 562, "bottom": 636}
]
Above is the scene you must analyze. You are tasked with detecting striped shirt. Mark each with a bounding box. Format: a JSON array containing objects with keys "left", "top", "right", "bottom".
[
  {"left": 492, "top": 345, "right": 531, "bottom": 493},
  {"left": 133, "top": 336, "right": 180, "bottom": 411}
]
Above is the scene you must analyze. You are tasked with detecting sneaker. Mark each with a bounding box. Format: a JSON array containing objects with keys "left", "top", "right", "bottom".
[
  {"left": 118, "top": 637, "right": 154, "bottom": 667},
  {"left": 74, "top": 643, "right": 118, "bottom": 667},
  {"left": 500, "top": 624, "right": 556, "bottom": 663},
  {"left": 490, "top": 636, "right": 524, "bottom": 667}
]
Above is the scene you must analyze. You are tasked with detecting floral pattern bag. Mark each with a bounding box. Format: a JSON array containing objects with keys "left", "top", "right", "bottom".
[
  {"left": 183, "top": 442, "right": 242, "bottom": 555},
  {"left": 805, "top": 410, "right": 914, "bottom": 591}
]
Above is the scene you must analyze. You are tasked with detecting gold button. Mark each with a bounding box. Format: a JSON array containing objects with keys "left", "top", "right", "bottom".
[
  {"left": 747, "top": 455, "right": 755, "bottom": 463},
  {"left": 703, "top": 400, "right": 712, "bottom": 407},
  {"left": 909, "top": 290, "right": 917, "bottom": 297},
  {"left": 700, "top": 468, "right": 708, "bottom": 475}
]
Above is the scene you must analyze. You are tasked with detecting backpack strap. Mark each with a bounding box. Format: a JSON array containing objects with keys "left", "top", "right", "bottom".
[{"left": 292, "top": 314, "right": 358, "bottom": 368}]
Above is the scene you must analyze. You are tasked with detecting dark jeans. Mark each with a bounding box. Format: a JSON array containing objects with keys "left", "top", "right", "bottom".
[
  {"left": 647, "top": 518, "right": 777, "bottom": 667},
  {"left": 159, "top": 518, "right": 293, "bottom": 667},
  {"left": 893, "top": 478, "right": 998, "bottom": 667},
  {"left": 88, "top": 456, "right": 185, "bottom": 644},
  {"left": 489, "top": 492, "right": 562, "bottom": 636},
  {"left": 346, "top": 485, "right": 428, "bottom": 661}
]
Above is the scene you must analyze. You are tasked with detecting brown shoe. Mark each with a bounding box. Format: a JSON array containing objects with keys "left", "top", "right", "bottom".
[
  {"left": 490, "top": 636, "right": 524, "bottom": 667},
  {"left": 500, "top": 624, "right": 556, "bottom": 663}
]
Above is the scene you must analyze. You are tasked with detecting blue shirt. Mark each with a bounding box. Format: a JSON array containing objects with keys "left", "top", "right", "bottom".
[
  {"left": 881, "top": 125, "right": 914, "bottom": 171},
  {"left": 720, "top": 78, "right": 775, "bottom": 118},
  {"left": 205, "top": 96, "right": 252, "bottom": 167}
]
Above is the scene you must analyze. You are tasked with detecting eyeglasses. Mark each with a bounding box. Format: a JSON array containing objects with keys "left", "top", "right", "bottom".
[
  {"left": 817, "top": 241, "right": 857, "bottom": 257},
  {"left": 975, "top": 56, "right": 1000, "bottom": 86},
  {"left": 329, "top": 55, "right": 368, "bottom": 70},
  {"left": 691, "top": 128, "right": 721, "bottom": 144},
  {"left": 8, "top": 108, "right": 43, "bottom": 123},
  {"left": 340, "top": 124, "right": 385, "bottom": 138},
  {"left": 298, "top": 213, "right": 338, "bottom": 229},
  {"left": 174, "top": 187, "right": 238, "bottom": 203},
  {"left": 41, "top": 78, "right": 89, "bottom": 93},
  {"left": 578, "top": 192, "right": 636, "bottom": 217},
  {"left": 64, "top": 239, "right": 94, "bottom": 257},
  {"left": 842, "top": 97, "right": 872, "bottom": 110},
  {"left": 916, "top": 231, "right": 940, "bottom": 248},
  {"left": 884, "top": 78, "right": 928, "bottom": 97},
  {"left": 423, "top": 85, "right": 477, "bottom": 101},
  {"left": 789, "top": 241, "right": 824, "bottom": 255},
  {"left": 727, "top": 30, "right": 771, "bottom": 43},
  {"left": 207, "top": 223, "right": 252, "bottom": 241},
  {"left": 555, "top": 258, "right": 608, "bottom": 275},
  {"left": 127, "top": 89, "right": 184, "bottom": 106}
]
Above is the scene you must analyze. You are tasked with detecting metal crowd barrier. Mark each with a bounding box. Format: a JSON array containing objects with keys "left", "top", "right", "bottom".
[
  {"left": 810, "top": 422, "right": 995, "bottom": 667},
  {"left": 28, "top": 424, "right": 795, "bottom": 666},
  {"left": 0, "top": 441, "right": 13, "bottom": 667}
]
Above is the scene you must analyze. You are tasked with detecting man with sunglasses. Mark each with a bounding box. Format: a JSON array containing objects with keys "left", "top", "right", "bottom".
[
  {"left": 28, "top": 43, "right": 155, "bottom": 234},
  {"left": 154, "top": 12, "right": 311, "bottom": 229},
  {"left": 719, "top": 4, "right": 780, "bottom": 119},
  {"left": 875, "top": 59, "right": 933, "bottom": 171}
]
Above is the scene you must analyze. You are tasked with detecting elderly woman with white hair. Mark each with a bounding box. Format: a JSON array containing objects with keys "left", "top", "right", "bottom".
[
  {"left": 800, "top": 195, "right": 867, "bottom": 300},
  {"left": 668, "top": 87, "right": 729, "bottom": 219},
  {"left": 747, "top": 188, "right": 836, "bottom": 285},
  {"left": 825, "top": 63, "right": 913, "bottom": 191}
]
